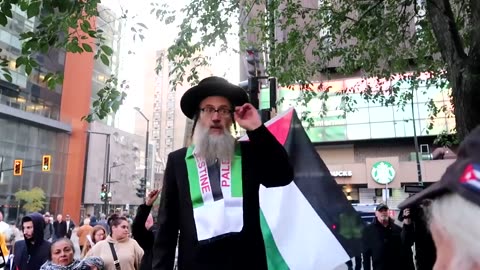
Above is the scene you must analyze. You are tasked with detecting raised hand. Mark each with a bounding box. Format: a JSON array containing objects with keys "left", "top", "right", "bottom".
[{"left": 234, "top": 103, "right": 262, "bottom": 131}]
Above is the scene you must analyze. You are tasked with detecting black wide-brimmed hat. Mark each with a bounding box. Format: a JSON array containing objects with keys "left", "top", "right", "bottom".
[
  {"left": 398, "top": 126, "right": 480, "bottom": 209},
  {"left": 180, "top": 76, "right": 249, "bottom": 119}
]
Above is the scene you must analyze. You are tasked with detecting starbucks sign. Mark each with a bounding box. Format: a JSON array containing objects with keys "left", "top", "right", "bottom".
[{"left": 371, "top": 161, "right": 396, "bottom": 184}]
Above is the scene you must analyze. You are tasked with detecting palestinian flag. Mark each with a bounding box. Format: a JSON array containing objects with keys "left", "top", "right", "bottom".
[{"left": 244, "top": 108, "right": 365, "bottom": 270}]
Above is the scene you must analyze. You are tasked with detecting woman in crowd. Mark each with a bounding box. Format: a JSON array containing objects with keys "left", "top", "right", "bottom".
[
  {"left": 81, "top": 225, "right": 107, "bottom": 258},
  {"left": 40, "top": 238, "right": 104, "bottom": 270},
  {"left": 87, "top": 214, "right": 144, "bottom": 270}
]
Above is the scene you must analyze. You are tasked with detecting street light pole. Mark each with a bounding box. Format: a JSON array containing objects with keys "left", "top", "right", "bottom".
[
  {"left": 86, "top": 131, "right": 111, "bottom": 214},
  {"left": 411, "top": 88, "right": 423, "bottom": 185},
  {"left": 134, "top": 107, "right": 149, "bottom": 199}
]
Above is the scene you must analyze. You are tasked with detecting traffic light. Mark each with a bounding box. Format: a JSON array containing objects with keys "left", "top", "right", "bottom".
[
  {"left": 136, "top": 178, "right": 146, "bottom": 198},
  {"left": 42, "top": 155, "right": 51, "bottom": 172},
  {"left": 245, "top": 47, "right": 260, "bottom": 77},
  {"left": 13, "top": 160, "right": 23, "bottom": 176},
  {"left": 100, "top": 184, "right": 108, "bottom": 201}
]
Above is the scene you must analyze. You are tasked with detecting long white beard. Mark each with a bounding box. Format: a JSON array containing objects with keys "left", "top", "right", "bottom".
[{"left": 192, "top": 123, "right": 236, "bottom": 165}]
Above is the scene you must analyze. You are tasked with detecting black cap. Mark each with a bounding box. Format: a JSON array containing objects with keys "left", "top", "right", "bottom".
[
  {"left": 376, "top": 203, "right": 389, "bottom": 211},
  {"left": 399, "top": 126, "right": 480, "bottom": 209}
]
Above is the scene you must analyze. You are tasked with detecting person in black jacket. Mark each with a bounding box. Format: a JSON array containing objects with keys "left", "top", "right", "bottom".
[
  {"left": 400, "top": 201, "right": 436, "bottom": 270},
  {"left": 12, "top": 212, "right": 51, "bottom": 270},
  {"left": 132, "top": 189, "right": 160, "bottom": 270},
  {"left": 362, "top": 204, "right": 414, "bottom": 270},
  {"left": 152, "top": 77, "right": 294, "bottom": 270}
]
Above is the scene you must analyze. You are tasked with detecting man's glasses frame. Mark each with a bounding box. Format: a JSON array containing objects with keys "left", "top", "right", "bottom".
[{"left": 200, "top": 106, "right": 233, "bottom": 117}]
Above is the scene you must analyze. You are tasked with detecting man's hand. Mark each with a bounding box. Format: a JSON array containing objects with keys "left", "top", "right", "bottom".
[
  {"left": 146, "top": 189, "right": 160, "bottom": 206},
  {"left": 234, "top": 103, "right": 262, "bottom": 131},
  {"left": 403, "top": 208, "right": 411, "bottom": 225}
]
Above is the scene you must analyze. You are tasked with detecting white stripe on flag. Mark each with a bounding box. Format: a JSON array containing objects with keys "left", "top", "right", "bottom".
[
  {"left": 260, "top": 182, "right": 350, "bottom": 270},
  {"left": 466, "top": 180, "right": 480, "bottom": 190}
]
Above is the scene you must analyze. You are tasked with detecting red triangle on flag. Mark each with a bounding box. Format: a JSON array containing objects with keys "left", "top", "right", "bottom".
[
  {"left": 459, "top": 164, "right": 475, "bottom": 183},
  {"left": 238, "top": 108, "right": 294, "bottom": 146},
  {"left": 264, "top": 108, "right": 294, "bottom": 146}
]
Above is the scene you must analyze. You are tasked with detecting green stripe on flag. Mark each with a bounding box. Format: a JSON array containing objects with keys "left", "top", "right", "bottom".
[
  {"left": 185, "top": 146, "right": 203, "bottom": 208},
  {"left": 260, "top": 209, "right": 289, "bottom": 270},
  {"left": 231, "top": 146, "right": 243, "bottom": 197}
]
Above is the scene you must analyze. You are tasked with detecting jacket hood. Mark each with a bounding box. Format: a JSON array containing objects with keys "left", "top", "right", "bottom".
[{"left": 22, "top": 212, "right": 45, "bottom": 245}]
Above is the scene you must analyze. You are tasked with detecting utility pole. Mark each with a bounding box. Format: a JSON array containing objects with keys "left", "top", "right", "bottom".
[
  {"left": 411, "top": 88, "right": 423, "bottom": 185},
  {"left": 86, "top": 131, "right": 111, "bottom": 214},
  {"left": 268, "top": 0, "right": 276, "bottom": 70}
]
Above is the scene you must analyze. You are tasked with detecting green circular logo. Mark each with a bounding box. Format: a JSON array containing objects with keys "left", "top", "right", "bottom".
[{"left": 371, "top": 161, "right": 396, "bottom": 184}]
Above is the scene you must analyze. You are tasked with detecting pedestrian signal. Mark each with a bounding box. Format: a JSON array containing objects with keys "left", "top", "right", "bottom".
[
  {"left": 100, "top": 184, "right": 108, "bottom": 201},
  {"left": 42, "top": 155, "right": 51, "bottom": 172},
  {"left": 13, "top": 160, "right": 23, "bottom": 176}
]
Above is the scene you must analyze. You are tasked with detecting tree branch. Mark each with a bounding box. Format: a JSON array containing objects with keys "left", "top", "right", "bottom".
[
  {"left": 468, "top": 0, "right": 480, "bottom": 68},
  {"left": 425, "top": 0, "right": 467, "bottom": 68}
]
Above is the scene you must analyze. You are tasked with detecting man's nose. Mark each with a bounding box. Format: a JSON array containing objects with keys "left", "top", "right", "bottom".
[{"left": 211, "top": 112, "right": 221, "bottom": 121}]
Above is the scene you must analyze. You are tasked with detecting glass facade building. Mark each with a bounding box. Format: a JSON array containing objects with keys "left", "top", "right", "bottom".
[
  {"left": 260, "top": 77, "right": 454, "bottom": 143},
  {"left": 0, "top": 6, "right": 70, "bottom": 222},
  {"left": 0, "top": 6, "right": 65, "bottom": 121},
  {"left": 0, "top": 118, "right": 69, "bottom": 221},
  {"left": 90, "top": 6, "right": 122, "bottom": 126}
]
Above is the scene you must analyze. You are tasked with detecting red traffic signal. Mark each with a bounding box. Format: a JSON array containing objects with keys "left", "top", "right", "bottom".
[
  {"left": 42, "top": 155, "right": 51, "bottom": 172},
  {"left": 13, "top": 160, "right": 23, "bottom": 176}
]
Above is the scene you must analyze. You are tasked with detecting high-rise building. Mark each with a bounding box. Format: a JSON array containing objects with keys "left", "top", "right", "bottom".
[
  {"left": 90, "top": 6, "right": 122, "bottom": 126},
  {"left": 151, "top": 49, "right": 214, "bottom": 181},
  {"left": 0, "top": 3, "right": 140, "bottom": 222},
  {"left": 0, "top": 5, "right": 94, "bottom": 222}
]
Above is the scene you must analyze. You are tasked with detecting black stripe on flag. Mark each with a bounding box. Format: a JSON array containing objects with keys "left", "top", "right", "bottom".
[{"left": 283, "top": 111, "right": 365, "bottom": 258}]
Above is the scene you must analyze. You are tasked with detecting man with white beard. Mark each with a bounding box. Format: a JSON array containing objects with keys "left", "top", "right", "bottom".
[{"left": 152, "top": 76, "right": 294, "bottom": 270}]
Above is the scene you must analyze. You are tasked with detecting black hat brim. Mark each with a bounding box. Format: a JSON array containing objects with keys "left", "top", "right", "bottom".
[
  {"left": 180, "top": 78, "right": 250, "bottom": 119},
  {"left": 398, "top": 180, "right": 450, "bottom": 209}
]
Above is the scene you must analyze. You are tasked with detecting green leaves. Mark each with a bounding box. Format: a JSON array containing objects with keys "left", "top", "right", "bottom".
[
  {"left": 0, "top": 13, "right": 7, "bottom": 26},
  {"left": 26, "top": 1, "right": 41, "bottom": 19},
  {"left": 83, "top": 75, "right": 128, "bottom": 122},
  {"left": 0, "top": 0, "right": 138, "bottom": 123},
  {"left": 15, "top": 187, "right": 46, "bottom": 213},
  {"left": 100, "top": 45, "right": 113, "bottom": 56},
  {"left": 82, "top": 43, "right": 93, "bottom": 52},
  {"left": 100, "top": 54, "right": 110, "bottom": 66}
]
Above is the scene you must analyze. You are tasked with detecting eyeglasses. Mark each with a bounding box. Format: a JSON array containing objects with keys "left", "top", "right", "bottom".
[{"left": 200, "top": 107, "right": 232, "bottom": 117}]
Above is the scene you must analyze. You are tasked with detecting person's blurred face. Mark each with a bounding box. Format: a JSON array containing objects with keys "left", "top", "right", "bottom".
[
  {"left": 94, "top": 229, "right": 106, "bottom": 243},
  {"left": 51, "top": 240, "right": 74, "bottom": 266},
  {"left": 23, "top": 221, "right": 34, "bottom": 239},
  {"left": 375, "top": 208, "right": 389, "bottom": 222},
  {"left": 112, "top": 220, "right": 129, "bottom": 240},
  {"left": 44, "top": 215, "right": 50, "bottom": 223},
  {"left": 65, "top": 215, "right": 71, "bottom": 221},
  {"left": 56, "top": 214, "right": 62, "bottom": 222}
]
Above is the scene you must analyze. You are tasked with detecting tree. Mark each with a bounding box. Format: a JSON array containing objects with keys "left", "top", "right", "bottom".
[
  {"left": 15, "top": 187, "right": 46, "bottom": 213},
  {"left": 2, "top": 1, "right": 478, "bottom": 140},
  {"left": 155, "top": 0, "right": 479, "bottom": 141}
]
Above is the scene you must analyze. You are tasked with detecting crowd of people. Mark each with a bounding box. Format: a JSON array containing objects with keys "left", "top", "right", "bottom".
[{"left": 0, "top": 188, "right": 159, "bottom": 270}]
